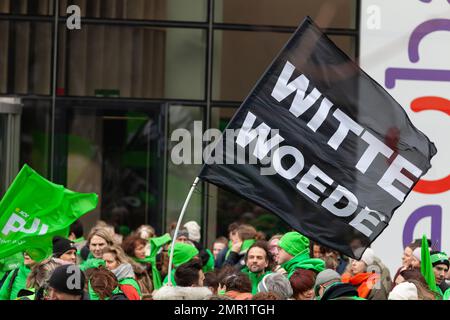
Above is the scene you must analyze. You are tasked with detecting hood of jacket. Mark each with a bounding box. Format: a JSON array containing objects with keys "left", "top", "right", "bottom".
[
  {"left": 153, "top": 286, "right": 212, "bottom": 300},
  {"left": 112, "top": 263, "right": 135, "bottom": 281}
]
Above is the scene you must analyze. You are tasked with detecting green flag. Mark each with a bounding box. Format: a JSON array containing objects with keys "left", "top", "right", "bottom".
[
  {"left": 420, "top": 235, "right": 438, "bottom": 294},
  {"left": 0, "top": 164, "right": 98, "bottom": 262}
]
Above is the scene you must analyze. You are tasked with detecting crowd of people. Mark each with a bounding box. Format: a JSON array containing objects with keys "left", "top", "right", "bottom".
[{"left": 0, "top": 219, "right": 449, "bottom": 301}]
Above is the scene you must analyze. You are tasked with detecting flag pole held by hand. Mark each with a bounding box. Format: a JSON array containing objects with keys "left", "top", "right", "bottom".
[{"left": 167, "top": 177, "right": 200, "bottom": 286}]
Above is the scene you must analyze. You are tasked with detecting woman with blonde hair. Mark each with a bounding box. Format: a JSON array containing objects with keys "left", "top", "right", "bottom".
[
  {"left": 80, "top": 227, "right": 116, "bottom": 271},
  {"left": 102, "top": 245, "right": 147, "bottom": 300}
]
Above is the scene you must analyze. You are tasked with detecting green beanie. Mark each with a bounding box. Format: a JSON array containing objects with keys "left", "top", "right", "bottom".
[
  {"left": 431, "top": 252, "right": 449, "bottom": 268},
  {"left": 169, "top": 242, "right": 199, "bottom": 267},
  {"left": 279, "top": 232, "right": 309, "bottom": 257}
]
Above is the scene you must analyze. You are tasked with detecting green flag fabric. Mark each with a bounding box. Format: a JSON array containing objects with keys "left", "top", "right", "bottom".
[
  {"left": 0, "top": 164, "right": 98, "bottom": 262},
  {"left": 420, "top": 235, "right": 439, "bottom": 295}
]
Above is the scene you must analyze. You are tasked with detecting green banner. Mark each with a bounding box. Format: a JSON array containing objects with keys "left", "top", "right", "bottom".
[{"left": 0, "top": 164, "right": 98, "bottom": 261}]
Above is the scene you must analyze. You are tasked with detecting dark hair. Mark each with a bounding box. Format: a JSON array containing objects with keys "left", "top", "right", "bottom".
[
  {"left": 204, "top": 271, "right": 219, "bottom": 292},
  {"left": 228, "top": 223, "right": 240, "bottom": 233},
  {"left": 174, "top": 260, "right": 203, "bottom": 287},
  {"left": 89, "top": 266, "right": 119, "bottom": 300},
  {"left": 121, "top": 235, "right": 148, "bottom": 258},
  {"left": 70, "top": 220, "right": 84, "bottom": 239},
  {"left": 290, "top": 269, "right": 316, "bottom": 297},
  {"left": 222, "top": 272, "right": 252, "bottom": 293},
  {"left": 245, "top": 240, "right": 273, "bottom": 270},
  {"left": 399, "top": 268, "right": 428, "bottom": 287},
  {"left": 252, "top": 292, "right": 282, "bottom": 300}
]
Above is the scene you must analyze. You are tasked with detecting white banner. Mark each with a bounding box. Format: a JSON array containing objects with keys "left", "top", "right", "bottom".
[{"left": 360, "top": 0, "right": 450, "bottom": 275}]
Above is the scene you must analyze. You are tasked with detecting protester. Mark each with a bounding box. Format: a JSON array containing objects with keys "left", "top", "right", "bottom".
[
  {"left": 204, "top": 270, "right": 220, "bottom": 295},
  {"left": 257, "top": 272, "right": 293, "bottom": 300},
  {"left": 392, "top": 240, "right": 421, "bottom": 285},
  {"left": 162, "top": 242, "right": 200, "bottom": 286},
  {"left": 290, "top": 268, "right": 316, "bottom": 300},
  {"left": 341, "top": 248, "right": 391, "bottom": 299},
  {"left": 221, "top": 272, "right": 253, "bottom": 300},
  {"left": 276, "top": 232, "right": 325, "bottom": 279},
  {"left": 0, "top": 252, "right": 36, "bottom": 300},
  {"left": 68, "top": 220, "right": 86, "bottom": 251},
  {"left": 102, "top": 245, "right": 143, "bottom": 300},
  {"left": 215, "top": 223, "right": 240, "bottom": 268},
  {"left": 47, "top": 264, "right": 87, "bottom": 300},
  {"left": 242, "top": 241, "right": 272, "bottom": 294},
  {"left": 88, "top": 266, "right": 128, "bottom": 300},
  {"left": 24, "top": 258, "right": 62, "bottom": 300},
  {"left": 122, "top": 235, "right": 151, "bottom": 270},
  {"left": 80, "top": 227, "right": 115, "bottom": 271},
  {"left": 52, "top": 236, "right": 77, "bottom": 264},
  {"left": 314, "top": 269, "right": 361, "bottom": 300},
  {"left": 153, "top": 260, "right": 212, "bottom": 300},
  {"left": 430, "top": 251, "right": 450, "bottom": 296},
  {"left": 223, "top": 224, "right": 263, "bottom": 270},
  {"left": 212, "top": 237, "right": 228, "bottom": 260},
  {"left": 267, "top": 235, "right": 282, "bottom": 270}
]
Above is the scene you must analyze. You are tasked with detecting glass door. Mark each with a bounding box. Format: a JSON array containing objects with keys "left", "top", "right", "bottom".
[{"left": 53, "top": 99, "right": 167, "bottom": 234}]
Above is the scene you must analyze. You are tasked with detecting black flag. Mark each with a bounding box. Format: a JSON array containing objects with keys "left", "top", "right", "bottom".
[{"left": 198, "top": 17, "right": 436, "bottom": 259}]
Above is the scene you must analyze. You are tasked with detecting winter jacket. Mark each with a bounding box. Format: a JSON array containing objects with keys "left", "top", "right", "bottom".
[
  {"left": 153, "top": 286, "right": 212, "bottom": 300},
  {"left": 281, "top": 250, "right": 325, "bottom": 279},
  {"left": 223, "top": 240, "right": 256, "bottom": 270},
  {"left": 0, "top": 263, "right": 31, "bottom": 300},
  {"left": 341, "top": 272, "right": 380, "bottom": 299},
  {"left": 242, "top": 267, "right": 271, "bottom": 294}
]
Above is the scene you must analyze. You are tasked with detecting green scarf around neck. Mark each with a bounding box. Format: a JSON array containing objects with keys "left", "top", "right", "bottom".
[{"left": 242, "top": 266, "right": 271, "bottom": 294}]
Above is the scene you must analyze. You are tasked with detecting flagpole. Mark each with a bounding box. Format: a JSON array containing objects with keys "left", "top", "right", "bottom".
[{"left": 167, "top": 177, "right": 200, "bottom": 286}]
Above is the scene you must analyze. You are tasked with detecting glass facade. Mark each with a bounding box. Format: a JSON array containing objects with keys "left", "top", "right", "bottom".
[{"left": 0, "top": 0, "right": 358, "bottom": 247}]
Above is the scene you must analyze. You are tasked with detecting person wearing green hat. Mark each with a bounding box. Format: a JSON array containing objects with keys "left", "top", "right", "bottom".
[
  {"left": 0, "top": 252, "right": 36, "bottom": 300},
  {"left": 277, "top": 232, "right": 325, "bottom": 279},
  {"left": 162, "top": 242, "right": 200, "bottom": 286},
  {"left": 223, "top": 224, "right": 260, "bottom": 270},
  {"left": 430, "top": 251, "right": 450, "bottom": 297},
  {"left": 242, "top": 241, "right": 272, "bottom": 294}
]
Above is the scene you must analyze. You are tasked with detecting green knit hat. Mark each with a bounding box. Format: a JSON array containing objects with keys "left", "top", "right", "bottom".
[
  {"left": 169, "top": 242, "right": 199, "bottom": 267},
  {"left": 279, "top": 232, "right": 309, "bottom": 257},
  {"left": 431, "top": 251, "right": 449, "bottom": 268}
]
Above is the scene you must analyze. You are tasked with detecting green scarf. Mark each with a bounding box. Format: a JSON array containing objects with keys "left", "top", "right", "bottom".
[
  {"left": 242, "top": 267, "right": 271, "bottom": 294},
  {"left": 281, "top": 249, "right": 325, "bottom": 279},
  {"left": 79, "top": 254, "right": 105, "bottom": 271},
  {"left": 134, "top": 233, "right": 172, "bottom": 290},
  {"left": 225, "top": 239, "right": 256, "bottom": 259},
  {"left": 203, "top": 249, "right": 215, "bottom": 273}
]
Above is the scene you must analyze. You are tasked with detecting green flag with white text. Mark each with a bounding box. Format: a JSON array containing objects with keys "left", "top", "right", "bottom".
[{"left": 0, "top": 164, "right": 98, "bottom": 261}]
